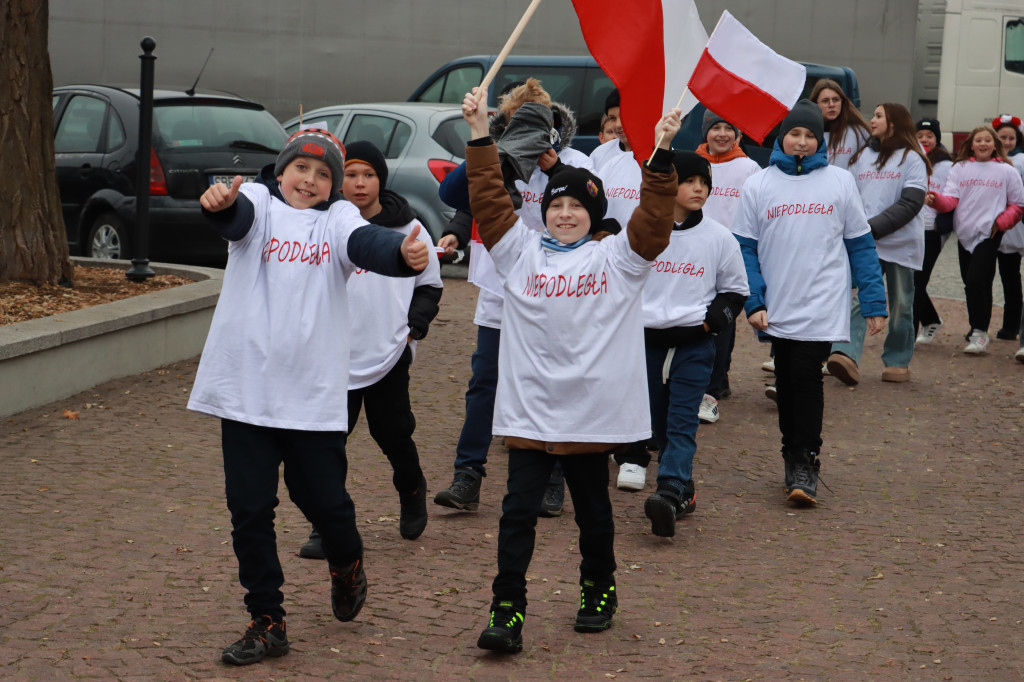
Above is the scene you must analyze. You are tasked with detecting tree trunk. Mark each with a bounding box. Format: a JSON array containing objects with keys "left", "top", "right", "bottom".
[{"left": 0, "top": 0, "right": 74, "bottom": 284}]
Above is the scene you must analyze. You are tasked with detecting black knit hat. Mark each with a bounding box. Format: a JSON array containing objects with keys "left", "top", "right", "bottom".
[
  {"left": 702, "top": 109, "right": 739, "bottom": 141},
  {"left": 605, "top": 89, "right": 620, "bottom": 114},
  {"left": 779, "top": 99, "right": 825, "bottom": 149},
  {"left": 671, "top": 151, "right": 713, "bottom": 190},
  {"left": 344, "top": 140, "right": 389, "bottom": 187},
  {"left": 541, "top": 167, "right": 606, "bottom": 232},
  {"left": 916, "top": 117, "right": 942, "bottom": 142},
  {"left": 275, "top": 128, "right": 345, "bottom": 189}
]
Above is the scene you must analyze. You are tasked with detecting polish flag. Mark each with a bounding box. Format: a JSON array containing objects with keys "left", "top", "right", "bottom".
[
  {"left": 688, "top": 11, "right": 806, "bottom": 144},
  {"left": 571, "top": 0, "right": 707, "bottom": 166}
]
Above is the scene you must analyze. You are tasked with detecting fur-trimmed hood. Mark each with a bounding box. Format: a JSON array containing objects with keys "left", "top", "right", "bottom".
[{"left": 488, "top": 100, "right": 578, "bottom": 150}]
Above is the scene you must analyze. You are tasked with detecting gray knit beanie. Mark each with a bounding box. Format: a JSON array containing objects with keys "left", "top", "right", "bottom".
[
  {"left": 702, "top": 109, "right": 739, "bottom": 141},
  {"left": 275, "top": 128, "right": 346, "bottom": 189}
]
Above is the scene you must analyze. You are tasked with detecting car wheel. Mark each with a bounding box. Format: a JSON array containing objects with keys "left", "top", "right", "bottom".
[{"left": 87, "top": 212, "right": 130, "bottom": 260}]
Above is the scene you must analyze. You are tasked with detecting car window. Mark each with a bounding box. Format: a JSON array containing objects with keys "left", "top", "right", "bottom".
[
  {"left": 285, "top": 113, "right": 346, "bottom": 137},
  {"left": 54, "top": 94, "right": 107, "bottom": 154},
  {"left": 153, "top": 104, "right": 286, "bottom": 151},
  {"left": 494, "top": 66, "right": 586, "bottom": 115},
  {"left": 431, "top": 117, "right": 470, "bottom": 159},
  {"left": 419, "top": 65, "right": 484, "bottom": 105},
  {"left": 579, "top": 68, "right": 614, "bottom": 137},
  {"left": 52, "top": 95, "right": 60, "bottom": 111},
  {"left": 105, "top": 111, "right": 126, "bottom": 151},
  {"left": 344, "top": 114, "right": 409, "bottom": 159}
]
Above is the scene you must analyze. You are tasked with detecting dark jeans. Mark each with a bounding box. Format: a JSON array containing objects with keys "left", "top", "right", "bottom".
[
  {"left": 492, "top": 448, "right": 616, "bottom": 607},
  {"left": 914, "top": 230, "right": 946, "bottom": 331},
  {"left": 348, "top": 345, "right": 423, "bottom": 495},
  {"left": 958, "top": 235, "right": 1004, "bottom": 332},
  {"left": 997, "top": 250, "right": 1022, "bottom": 335},
  {"left": 453, "top": 326, "right": 500, "bottom": 476},
  {"left": 771, "top": 338, "right": 831, "bottom": 453},
  {"left": 707, "top": 321, "right": 735, "bottom": 399},
  {"left": 222, "top": 419, "right": 363, "bottom": 620}
]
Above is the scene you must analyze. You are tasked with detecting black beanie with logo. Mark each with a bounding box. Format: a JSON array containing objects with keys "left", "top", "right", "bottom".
[{"left": 541, "top": 167, "right": 606, "bottom": 233}]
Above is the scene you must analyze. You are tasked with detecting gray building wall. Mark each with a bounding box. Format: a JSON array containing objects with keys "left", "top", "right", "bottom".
[{"left": 49, "top": 0, "right": 922, "bottom": 123}]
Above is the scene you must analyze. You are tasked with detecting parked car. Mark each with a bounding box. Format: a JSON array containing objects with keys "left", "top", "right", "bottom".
[
  {"left": 281, "top": 102, "right": 470, "bottom": 241},
  {"left": 52, "top": 85, "right": 287, "bottom": 265}
]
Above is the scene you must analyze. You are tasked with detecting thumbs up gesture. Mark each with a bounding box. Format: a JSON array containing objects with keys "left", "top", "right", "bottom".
[
  {"left": 401, "top": 224, "right": 429, "bottom": 271},
  {"left": 200, "top": 175, "right": 243, "bottom": 212}
]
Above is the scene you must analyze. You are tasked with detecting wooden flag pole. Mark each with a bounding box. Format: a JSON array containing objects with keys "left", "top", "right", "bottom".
[
  {"left": 648, "top": 86, "right": 690, "bottom": 163},
  {"left": 478, "top": 0, "right": 545, "bottom": 93}
]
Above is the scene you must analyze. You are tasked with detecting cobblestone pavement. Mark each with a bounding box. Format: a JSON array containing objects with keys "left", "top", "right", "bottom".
[{"left": 3, "top": 254, "right": 1023, "bottom": 681}]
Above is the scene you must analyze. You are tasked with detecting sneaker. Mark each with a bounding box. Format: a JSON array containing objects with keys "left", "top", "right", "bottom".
[
  {"left": 761, "top": 359, "right": 775, "bottom": 373},
  {"left": 574, "top": 578, "right": 618, "bottom": 632},
  {"left": 399, "top": 474, "right": 428, "bottom": 540},
  {"left": 826, "top": 353, "right": 859, "bottom": 385},
  {"left": 764, "top": 384, "right": 777, "bottom": 402},
  {"left": 698, "top": 394, "right": 720, "bottom": 424},
  {"left": 964, "top": 330, "right": 990, "bottom": 354},
  {"left": 643, "top": 482, "right": 695, "bottom": 538},
  {"left": 477, "top": 601, "right": 524, "bottom": 653},
  {"left": 996, "top": 328, "right": 1018, "bottom": 341},
  {"left": 881, "top": 366, "right": 911, "bottom": 383},
  {"left": 1016, "top": 347, "right": 1024, "bottom": 364},
  {"left": 433, "top": 468, "right": 481, "bottom": 511},
  {"left": 916, "top": 322, "right": 941, "bottom": 345},
  {"left": 298, "top": 526, "right": 325, "bottom": 560},
  {"left": 221, "top": 615, "right": 289, "bottom": 665},
  {"left": 539, "top": 469, "right": 565, "bottom": 517},
  {"left": 329, "top": 558, "right": 368, "bottom": 622},
  {"left": 616, "top": 463, "right": 647, "bottom": 491},
  {"left": 787, "top": 453, "right": 820, "bottom": 505}
]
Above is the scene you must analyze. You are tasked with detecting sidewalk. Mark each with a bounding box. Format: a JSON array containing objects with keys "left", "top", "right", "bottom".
[{"left": 2, "top": 274, "right": 1023, "bottom": 681}]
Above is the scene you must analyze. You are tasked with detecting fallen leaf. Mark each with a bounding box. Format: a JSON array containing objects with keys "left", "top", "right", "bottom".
[{"left": 62, "top": 409, "right": 79, "bottom": 420}]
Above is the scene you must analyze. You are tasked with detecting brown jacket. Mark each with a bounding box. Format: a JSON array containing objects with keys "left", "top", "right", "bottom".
[{"left": 464, "top": 140, "right": 678, "bottom": 454}]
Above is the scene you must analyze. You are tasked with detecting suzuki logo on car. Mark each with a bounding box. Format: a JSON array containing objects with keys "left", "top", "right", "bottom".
[{"left": 232, "top": 155, "right": 244, "bottom": 166}]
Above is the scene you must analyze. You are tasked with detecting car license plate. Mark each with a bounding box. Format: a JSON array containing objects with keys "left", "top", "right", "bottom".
[{"left": 209, "top": 174, "right": 256, "bottom": 186}]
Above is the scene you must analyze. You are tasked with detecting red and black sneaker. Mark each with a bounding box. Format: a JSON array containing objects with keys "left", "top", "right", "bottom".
[
  {"left": 221, "top": 615, "right": 289, "bottom": 665},
  {"left": 330, "top": 557, "right": 368, "bottom": 621}
]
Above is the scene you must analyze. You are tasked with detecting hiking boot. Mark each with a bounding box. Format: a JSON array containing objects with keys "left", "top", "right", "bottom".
[
  {"left": 916, "top": 321, "right": 941, "bottom": 345},
  {"left": 964, "top": 329, "right": 990, "bottom": 354},
  {"left": 399, "top": 474, "right": 428, "bottom": 540},
  {"left": 539, "top": 468, "right": 565, "bottom": 517},
  {"left": 221, "top": 615, "right": 289, "bottom": 665},
  {"left": 433, "top": 468, "right": 481, "bottom": 511},
  {"left": 574, "top": 578, "right": 618, "bottom": 632},
  {"left": 698, "top": 394, "right": 720, "bottom": 423},
  {"left": 616, "top": 463, "right": 647, "bottom": 491},
  {"left": 644, "top": 481, "right": 694, "bottom": 538},
  {"left": 329, "top": 557, "right": 368, "bottom": 622},
  {"left": 298, "top": 526, "right": 325, "bottom": 560},
  {"left": 787, "top": 451, "right": 820, "bottom": 505},
  {"left": 826, "top": 353, "right": 859, "bottom": 385},
  {"left": 477, "top": 600, "right": 525, "bottom": 653}
]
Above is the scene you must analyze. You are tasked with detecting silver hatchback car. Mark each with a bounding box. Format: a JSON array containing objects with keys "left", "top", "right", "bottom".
[{"left": 281, "top": 102, "right": 470, "bottom": 240}]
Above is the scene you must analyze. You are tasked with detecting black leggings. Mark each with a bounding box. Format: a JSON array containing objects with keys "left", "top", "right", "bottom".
[{"left": 958, "top": 234, "right": 1004, "bottom": 333}]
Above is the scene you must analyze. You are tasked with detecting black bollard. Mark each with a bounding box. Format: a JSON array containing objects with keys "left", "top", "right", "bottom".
[{"left": 126, "top": 36, "right": 157, "bottom": 282}]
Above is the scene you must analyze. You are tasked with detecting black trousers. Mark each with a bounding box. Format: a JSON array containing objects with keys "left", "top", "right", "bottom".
[
  {"left": 707, "top": 321, "right": 736, "bottom": 399},
  {"left": 347, "top": 345, "right": 423, "bottom": 495},
  {"left": 492, "top": 448, "right": 616, "bottom": 607},
  {"left": 997, "top": 250, "right": 1023, "bottom": 335},
  {"left": 772, "top": 338, "right": 831, "bottom": 453},
  {"left": 958, "top": 235, "right": 1004, "bottom": 332},
  {"left": 914, "top": 230, "right": 946, "bottom": 331},
  {"left": 222, "top": 419, "right": 363, "bottom": 620}
]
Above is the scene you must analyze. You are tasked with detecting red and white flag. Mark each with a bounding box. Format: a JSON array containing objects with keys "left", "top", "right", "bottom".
[
  {"left": 571, "top": 0, "right": 707, "bottom": 166},
  {"left": 688, "top": 11, "right": 806, "bottom": 143}
]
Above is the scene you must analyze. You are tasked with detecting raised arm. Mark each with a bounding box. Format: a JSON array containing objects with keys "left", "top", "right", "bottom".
[{"left": 626, "top": 109, "right": 681, "bottom": 261}]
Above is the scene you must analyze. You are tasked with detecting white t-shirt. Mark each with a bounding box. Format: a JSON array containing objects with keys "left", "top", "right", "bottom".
[
  {"left": 702, "top": 156, "right": 761, "bottom": 228},
  {"left": 824, "top": 126, "right": 869, "bottom": 169},
  {"left": 488, "top": 220, "right": 653, "bottom": 443},
  {"left": 642, "top": 216, "right": 749, "bottom": 329},
  {"left": 922, "top": 159, "right": 953, "bottom": 232},
  {"left": 999, "top": 154, "right": 1024, "bottom": 255},
  {"left": 468, "top": 147, "right": 595, "bottom": 329},
  {"left": 941, "top": 159, "right": 1024, "bottom": 253},
  {"left": 849, "top": 147, "right": 928, "bottom": 270},
  {"left": 590, "top": 139, "right": 642, "bottom": 228},
  {"left": 732, "top": 165, "right": 871, "bottom": 342},
  {"left": 189, "top": 184, "right": 368, "bottom": 431},
  {"left": 347, "top": 219, "right": 443, "bottom": 389}
]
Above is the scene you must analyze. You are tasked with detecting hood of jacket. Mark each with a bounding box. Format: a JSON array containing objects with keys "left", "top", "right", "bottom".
[
  {"left": 368, "top": 188, "right": 417, "bottom": 227},
  {"left": 488, "top": 99, "right": 578, "bottom": 150}
]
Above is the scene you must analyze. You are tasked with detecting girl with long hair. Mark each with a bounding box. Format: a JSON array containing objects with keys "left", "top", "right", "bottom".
[{"left": 811, "top": 78, "right": 871, "bottom": 169}]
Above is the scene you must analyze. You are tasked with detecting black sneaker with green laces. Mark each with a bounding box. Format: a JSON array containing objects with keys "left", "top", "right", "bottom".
[
  {"left": 574, "top": 578, "right": 617, "bottom": 632},
  {"left": 330, "top": 557, "right": 368, "bottom": 622},
  {"left": 221, "top": 615, "right": 289, "bottom": 665},
  {"left": 477, "top": 600, "right": 525, "bottom": 653}
]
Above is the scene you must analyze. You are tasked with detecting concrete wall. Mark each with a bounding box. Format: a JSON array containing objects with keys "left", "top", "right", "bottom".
[{"left": 49, "top": 0, "right": 922, "bottom": 123}]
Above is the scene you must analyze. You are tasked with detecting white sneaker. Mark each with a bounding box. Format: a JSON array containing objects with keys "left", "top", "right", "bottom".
[
  {"left": 617, "top": 463, "right": 647, "bottom": 491},
  {"left": 761, "top": 359, "right": 775, "bottom": 373},
  {"left": 1015, "top": 347, "right": 1024, "bottom": 364},
  {"left": 916, "top": 322, "right": 941, "bottom": 345},
  {"left": 964, "top": 330, "right": 990, "bottom": 354},
  {"left": 698, "top": 394, "right": 720, "bottom": 423}
]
